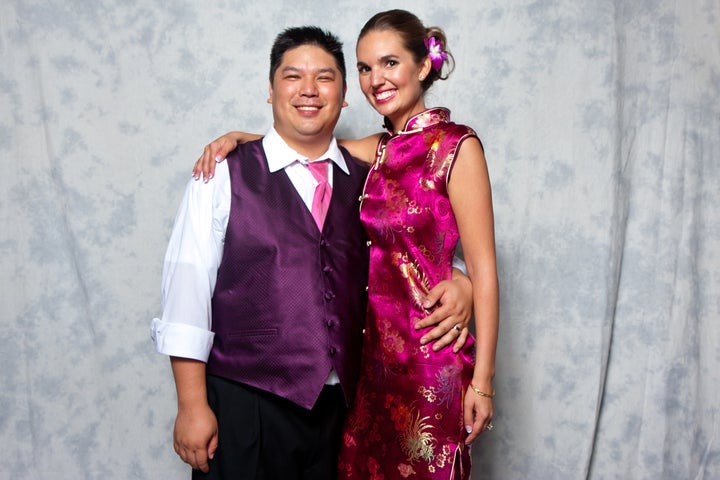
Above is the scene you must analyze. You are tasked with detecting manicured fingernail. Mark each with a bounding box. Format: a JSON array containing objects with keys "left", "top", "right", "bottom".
[
  {"left": 215, "top": 155, "right": 222, "bottom": 163},
  {"left": 465, "top": 425, "right": 472, "bottom": 434}
]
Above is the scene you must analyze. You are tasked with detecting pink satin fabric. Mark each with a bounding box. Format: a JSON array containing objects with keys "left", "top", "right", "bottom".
[{"left": 338, "top": 108, "right": 478, "bottom": 479}]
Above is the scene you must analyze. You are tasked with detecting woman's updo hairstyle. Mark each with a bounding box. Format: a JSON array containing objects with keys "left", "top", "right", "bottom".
[{"left": 358, "top": 9, "right": 455, "bottom": 92}]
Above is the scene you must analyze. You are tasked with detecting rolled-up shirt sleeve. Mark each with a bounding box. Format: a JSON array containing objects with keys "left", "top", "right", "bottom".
[{"left": 151, "top": 163, "right": 230, "bottom": 362}]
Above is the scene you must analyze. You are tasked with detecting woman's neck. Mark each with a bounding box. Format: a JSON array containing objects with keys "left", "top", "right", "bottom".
[{"left": 388, "top": 99, "right": 427, "bottom": 133}]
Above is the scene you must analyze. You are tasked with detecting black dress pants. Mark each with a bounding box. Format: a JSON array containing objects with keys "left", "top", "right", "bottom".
[{"left": 192, "top": 375, "right": 346, "bottom": 480}]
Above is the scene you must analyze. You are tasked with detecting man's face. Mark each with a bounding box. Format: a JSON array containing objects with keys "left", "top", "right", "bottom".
[{"left": 269, "top": 44, "right": 347, "bottom": 158}]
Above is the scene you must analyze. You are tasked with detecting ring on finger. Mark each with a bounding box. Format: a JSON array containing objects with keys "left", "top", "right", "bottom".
[{"left": 453, "top": 324, "right": 461, "bottom": 332}]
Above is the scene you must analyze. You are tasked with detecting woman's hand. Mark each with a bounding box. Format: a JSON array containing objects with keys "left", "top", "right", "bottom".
[
  {"left": 463, "top": 382, "right": 494, "bottom": 444},
  {"left": 192, "top": 132, "right": 262, "bottom": 182}
]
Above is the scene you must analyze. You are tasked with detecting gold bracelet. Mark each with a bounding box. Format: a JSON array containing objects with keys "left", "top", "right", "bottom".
[{"left": 470, "top": 384, "right": 495, "bottom": 398}]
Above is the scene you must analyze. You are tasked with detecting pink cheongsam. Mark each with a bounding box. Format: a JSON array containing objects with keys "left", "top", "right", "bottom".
[{"left": 338, "top": 108, "right": 478, "bottom": 480}]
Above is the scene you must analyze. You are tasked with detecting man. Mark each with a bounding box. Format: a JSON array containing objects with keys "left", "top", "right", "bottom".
[{"left": 152, "top": 26, "right": 469, "bottom": 479}]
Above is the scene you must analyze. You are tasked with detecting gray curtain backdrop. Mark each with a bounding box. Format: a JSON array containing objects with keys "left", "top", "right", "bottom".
[{"left": 1, "top": 0, "right": 718, "bottom": 478}]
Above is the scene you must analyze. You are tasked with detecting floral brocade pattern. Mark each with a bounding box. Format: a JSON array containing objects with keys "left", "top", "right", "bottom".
[{"left": 338, "top": 109, "right": 477, "bottom": 479}]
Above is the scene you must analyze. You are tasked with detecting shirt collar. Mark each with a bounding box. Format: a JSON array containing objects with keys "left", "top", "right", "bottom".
[{"left": 262, "top": 127, "right": 349, "bottom": 175}]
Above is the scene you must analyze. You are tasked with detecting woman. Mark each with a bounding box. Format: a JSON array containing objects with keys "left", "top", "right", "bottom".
[{"left": 195, "top": 10, "right": 498, "bottom": 478}]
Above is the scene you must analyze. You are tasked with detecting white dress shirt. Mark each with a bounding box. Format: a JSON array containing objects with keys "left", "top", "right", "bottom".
[{"left": 151, "top": 127, "right": 348, "bottom": 363}]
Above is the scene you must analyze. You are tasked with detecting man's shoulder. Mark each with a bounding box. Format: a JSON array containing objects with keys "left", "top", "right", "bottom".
[
  {"left": 225, "top": 138, "right": 268, "bottom": 170},
  {"left": 227, "top": 137, "right": 265, "bottom": 158},
  {"left": 337, "top": 145, "right": 370, "bottom": 174}
]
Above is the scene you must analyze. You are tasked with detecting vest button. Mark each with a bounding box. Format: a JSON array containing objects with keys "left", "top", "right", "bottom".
[
  {"left": 324, "top": 291, "right": 335, "bottom": 301},
  {"left": 326, "top": 319, "right": 334, "bottom": 328},
  {"left": 323, "top": 266, "right": 332, "bottom": 274},
  {"left": 329, "top": 347, "right": 337, "bottom": 355}
]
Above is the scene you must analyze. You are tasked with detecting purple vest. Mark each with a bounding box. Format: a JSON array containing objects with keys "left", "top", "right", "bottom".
[{"left": 206, "top": 140, "right": 369, "bottom": 409}]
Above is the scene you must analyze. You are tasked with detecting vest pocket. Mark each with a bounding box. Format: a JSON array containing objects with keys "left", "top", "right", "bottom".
[{"left": 227, "top": 328, "right": 279, "bottom": 338}]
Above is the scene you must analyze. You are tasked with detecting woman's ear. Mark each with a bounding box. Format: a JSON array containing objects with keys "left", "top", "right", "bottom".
[{"left": 419, "top": 56, "right": 433, "bottom": 81}]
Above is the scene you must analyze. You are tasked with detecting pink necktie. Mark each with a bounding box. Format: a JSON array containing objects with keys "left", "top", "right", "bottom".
[{"left": 306, "top": 160, "right": 332, "bottom": 229}]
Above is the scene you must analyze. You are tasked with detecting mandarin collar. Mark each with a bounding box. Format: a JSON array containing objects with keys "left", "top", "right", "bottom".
[{"left": 385, "top": 107, "right": 451, "bottom": 135}]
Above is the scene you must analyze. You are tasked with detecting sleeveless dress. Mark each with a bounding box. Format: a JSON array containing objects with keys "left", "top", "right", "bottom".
[{"left": 338, "top": 108, "right": 478, "bottom": 480}]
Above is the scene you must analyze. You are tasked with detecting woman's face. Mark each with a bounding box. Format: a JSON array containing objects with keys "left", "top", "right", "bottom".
[{"left": 356, "top": 29, "right": 432, "bottom": 131}]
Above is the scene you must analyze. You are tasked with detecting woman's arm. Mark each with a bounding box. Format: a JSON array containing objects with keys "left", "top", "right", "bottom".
[
  {"left": 337, "top": 133, "right": 384, "bottom": 166},
  {"left": 192, "top": 131, "right": 262, "bottom": 181},
  {"left": 192, "top": 131, "right": 383, "bottom": 180},
  {"left": 448, "top": 136, "right": 499, "bottom": 444}
]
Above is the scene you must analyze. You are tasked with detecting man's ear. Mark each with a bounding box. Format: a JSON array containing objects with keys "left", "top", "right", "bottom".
[
  {"left": 342, "top": 83, "right": 348, "bottom": 107},
  {"left": 267, "top": 83, "right": 273, "bottom": 104}
]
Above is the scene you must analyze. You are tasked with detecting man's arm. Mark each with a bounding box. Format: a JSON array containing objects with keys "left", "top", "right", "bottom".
[
  {"left": 151, "top": 165, "right": 230, "bottom": 471},
  {"left": 170, "top": 357, "right": 218, "bottom": 473},
  {"left": 414, "top": 267, "right": 473, "bottom": 352}
]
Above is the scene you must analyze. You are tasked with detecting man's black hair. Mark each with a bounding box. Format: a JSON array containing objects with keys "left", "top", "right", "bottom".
[{"left": 269, "top": 26, "right": 346, "bottom": 83}]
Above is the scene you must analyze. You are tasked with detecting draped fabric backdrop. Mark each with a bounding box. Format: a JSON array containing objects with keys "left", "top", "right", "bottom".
[{"left": 1, "top": 0, "right": 718, "bottom": 478}]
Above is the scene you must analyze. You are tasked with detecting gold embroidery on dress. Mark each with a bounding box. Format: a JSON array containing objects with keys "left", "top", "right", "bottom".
[
  {"left": 425, "top": 140, "right": 439, "bottom": 170},
  {"left": 398, "top": 258, "right": 431, "bottom": 310},
  {"left": 434, "top": 445, "right": 452, "bottom": 468},
  {"left": 418, "top": 243, "right": 436, "bottom": 262},
  {"left": 420, "top": 176, "right": 437, "bottom": 191},
  {"left": 380, "top": 318, "right": 406, "bottom": 355},
  {"left": 418, "top": 385, "right": 437, "bottom": 403},
  {"left": 407, "top": 200, "right": 423, "bottom": 215},
  {"left": 419, "top": 344, "right": 431, "bottom": 360},
  {"left": 400, "top": 409, "right": 437, "bottom": 463}
]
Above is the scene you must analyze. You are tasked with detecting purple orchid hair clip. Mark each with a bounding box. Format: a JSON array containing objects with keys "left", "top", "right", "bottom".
[{"left": 424, "top": 36, "right": 448, "bottom": 71}]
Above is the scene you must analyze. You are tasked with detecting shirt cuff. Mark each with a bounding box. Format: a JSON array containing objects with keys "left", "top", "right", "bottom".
[{"left": 151, "top": 318, "right": 215, "bottom": 362}]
